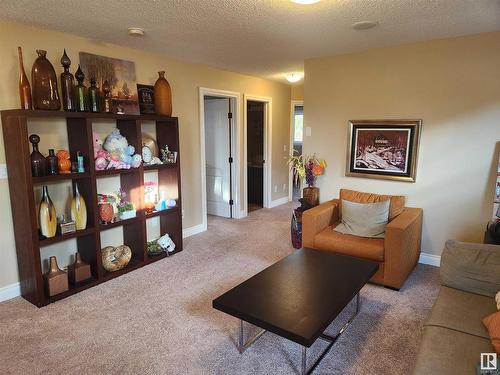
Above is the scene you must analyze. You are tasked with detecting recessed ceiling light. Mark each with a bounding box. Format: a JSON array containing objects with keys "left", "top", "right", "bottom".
[
  {"left": 291, "top": 0, "right": 321, "bottom": 4},
  {"left": 286, "top": 73, "right": 303, "bottom": 83},
  {"left": 128, "top": 27, "right": 145, "bottom": 37},
  {"left": 352, "top": 21, "right": 378, "bottom": 30}
]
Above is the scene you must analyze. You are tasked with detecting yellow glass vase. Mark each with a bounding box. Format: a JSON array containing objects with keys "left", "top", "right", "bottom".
[
  {"left": 70, "top": 183, "right": 87, "bottom": 230},
  {"left": 39, "top": 186, "right": 57, "bottom": 238}
]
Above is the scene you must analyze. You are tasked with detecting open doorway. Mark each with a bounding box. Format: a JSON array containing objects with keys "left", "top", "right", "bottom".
[
  {"left": 204, "top": 96, "right": 233, "bottom": 218},
  {"left": 244, "top": 95, "right": 271, "bottom": 215},
  {"left": 290, "top": 101, "right": 304, "bottom": 202},
  {"left": 247, "top": 101, "right": 265, "bottom": 212},
  {"left": 199, "top": 88, "right": 241, "bottom": 230}
]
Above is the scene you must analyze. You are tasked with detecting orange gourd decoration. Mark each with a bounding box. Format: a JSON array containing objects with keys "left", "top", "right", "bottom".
[
  {"left": 56, "top": 150, "right": 71, "bottom": 174},
  {"left": 312, "top": 164, "right": 324, "bottom": 176}
]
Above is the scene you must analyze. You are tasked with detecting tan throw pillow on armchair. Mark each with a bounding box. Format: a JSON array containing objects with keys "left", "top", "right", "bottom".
[
  {"left": 483, "top": 311, "right": 500, "bottom": 354},
  {"left": 334, "top": 199, "right": 390, "bottom": 238}
]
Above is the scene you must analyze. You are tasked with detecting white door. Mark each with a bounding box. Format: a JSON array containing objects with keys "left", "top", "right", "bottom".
[{"left": 204, "top": 97, "right": 231, "bottom": 218}]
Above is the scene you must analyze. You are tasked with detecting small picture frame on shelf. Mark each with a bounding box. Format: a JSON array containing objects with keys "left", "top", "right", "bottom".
[{"left": 137, "top": 84, "right": 155, "bottom": 114}]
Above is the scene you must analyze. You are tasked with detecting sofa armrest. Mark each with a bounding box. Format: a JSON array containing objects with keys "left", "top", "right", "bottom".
[
  {"left": 440, "top": 240, "right": 500, "bottom": 297},
  {"left": 384, "top": 207, "right": 423, "bottom": 289},
  {"left": 302, "top": 200, "right": 339, "bottom": 248}
]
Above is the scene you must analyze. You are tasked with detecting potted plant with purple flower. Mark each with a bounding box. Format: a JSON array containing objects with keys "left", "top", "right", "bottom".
[
  {"left": 111, "top": 188, "right": 136, "bottom": 220},
  {"left": 288, "top": 151, "right": 327, "bottom": 206}
]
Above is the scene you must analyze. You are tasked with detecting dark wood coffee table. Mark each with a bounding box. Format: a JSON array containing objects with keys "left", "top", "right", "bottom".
[{"left": 212, "top": 247, "right": 379, "bottom": 374}]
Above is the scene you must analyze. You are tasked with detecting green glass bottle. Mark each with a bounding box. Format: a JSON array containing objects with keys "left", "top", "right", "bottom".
[
  {"left": 88, "top": 77, "right": 100, "bottom": 113},
  {"left": 74, "top": 65, "right": 87, "bottom": 112}
]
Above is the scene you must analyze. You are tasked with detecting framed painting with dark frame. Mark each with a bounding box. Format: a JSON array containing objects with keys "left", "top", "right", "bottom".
[{"left": 346, "top": 119, "right": 422, "bottom": 182}]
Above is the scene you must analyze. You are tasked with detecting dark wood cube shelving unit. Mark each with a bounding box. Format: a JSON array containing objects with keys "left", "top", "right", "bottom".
[{"left": 1, "top": 109, "right": 183, "bottom": 307}]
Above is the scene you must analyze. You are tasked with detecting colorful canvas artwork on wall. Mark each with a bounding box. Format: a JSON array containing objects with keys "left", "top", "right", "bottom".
[
  {"left": 346, "top": 120, "right": 422, "bottom": 182},
  {"left": 79, "top": 52, "right": 139, "bottom": 114}
]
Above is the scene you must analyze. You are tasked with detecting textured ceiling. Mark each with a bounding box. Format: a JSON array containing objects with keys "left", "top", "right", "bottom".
[{"left": 1, "top": 0, "right": 500, "bottom": 83}]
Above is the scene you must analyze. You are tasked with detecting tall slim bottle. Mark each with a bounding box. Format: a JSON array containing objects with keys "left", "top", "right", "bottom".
[
  {"left": 39, "top": 186, "right": 57, "bottom": 238},
  {"left": 18, "top": 46, "right": 32, "bottom": 109},
  {"left": 60, "top": 49, "right": 76, "bottom": 111},
  {"left": 88, "top": 78, "right": 100, "bottom": 113},
  {"left": 70, "top": 183, "right": 87, "bottom": 230},
  {"left": 74, "top": 65, "right": 87, "bottom": 112}
]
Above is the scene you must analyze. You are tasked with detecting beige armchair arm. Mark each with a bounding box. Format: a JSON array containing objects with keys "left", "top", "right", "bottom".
[
  {"left": 384, "top": 207, "right": 423, "bottom": 289},
  {"left": 302, "top": 200, "right": 339, "bottom": 248}
]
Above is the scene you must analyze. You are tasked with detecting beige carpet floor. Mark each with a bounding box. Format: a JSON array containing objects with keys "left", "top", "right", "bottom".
[{"left": 0, "top": 203, "right": 440, "bottom": 375}]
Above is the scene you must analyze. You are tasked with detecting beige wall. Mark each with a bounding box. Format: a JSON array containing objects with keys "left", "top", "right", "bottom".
[
  {"left": 291, "top": 85, "right": 304, "bottom": 101},
  {"left": 0, "top": 21, "right": 291, "bottom": 288},
  {"left": 304, "top": 31, "right": 500, "bottom": 256}
]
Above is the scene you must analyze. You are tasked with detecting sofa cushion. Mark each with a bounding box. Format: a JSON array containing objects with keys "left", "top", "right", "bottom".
[
  {"left": 413, "top": 325, "right": 493, "bottom": 375},
  {"left": 425, "top": 286, "right": 496, "bottom": 339},
  {"left": 314, "top": 225, "right": 384, "bottom": 261},
  {"left": 483, "top": 311, "right": 500, "bottom": 353},
  {"left": 340, "top": 188, "right": 405, "bottom": 220},
  {"left": 334, "top": 199, "right": 390, "bottom": 238},
  {"left": 440, "top": 240, "right": 500, "bottom": 297}
]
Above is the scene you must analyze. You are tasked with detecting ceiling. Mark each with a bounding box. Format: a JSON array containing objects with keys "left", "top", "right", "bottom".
[{"left": 1, "top": 0, "right": 500, "bottom": 83}]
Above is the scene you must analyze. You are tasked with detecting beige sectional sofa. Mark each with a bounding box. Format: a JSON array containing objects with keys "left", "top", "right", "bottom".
[{"left": 413, "top": 241, "right": 500, "bottom": 374}]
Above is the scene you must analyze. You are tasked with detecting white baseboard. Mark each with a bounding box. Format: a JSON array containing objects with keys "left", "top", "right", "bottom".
[
  {"left": 182, "top": 224, "right": 206, "bottom": 238},
  {"left": 269, "top": 196, "right": 289, "bottom": 208},
  {"left": 418, "top": 252, "right": 441, "bottom": 267},
  {"left": 0, "top": 282, "right": 20, "bottom": 303}
]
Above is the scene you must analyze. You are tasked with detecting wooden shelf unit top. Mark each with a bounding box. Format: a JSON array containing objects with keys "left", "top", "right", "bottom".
[
  {"left": 1, "top": 109, "right": 183, "bottom": 307},
  {"left": 1, "top": 109, "right": 175, "bottom": 121}
]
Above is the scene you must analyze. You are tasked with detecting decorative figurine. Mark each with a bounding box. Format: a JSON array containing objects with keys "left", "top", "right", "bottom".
[
  {"left": 29, "top": 134, "right": 47, "bottom": 177},
  {"left": 46, "top": 149, "right": 59, "bottom": 175},
  {"left": 98, "top": 202, "right": 114, "bottom": 224},
  {"left": 102, "top": 79, "right": 112, "bottom": 113},
  {"left": 153, "top": 71, "right": 172, "bottom": 116},
  {"left": 158, "top": 233, "right": 176, "bottom": 254},
  {"left": 17, "top": 46, "right": 32, "bottom": 110},
  {"left": 60, "top": 49, "right": 75, "bottom": 111},
  {"left": 68, "top": 252, "right": 92, "bottom": 285},
  {"left": 56, "top": 150, "right": 71, "bottom": 174},
  {"left": 116, "top": 104, "right": 125, "bottom": 114},
  {"left": 88, "top": 77, "right": 100, "bottom": 112},
  {"left": 102, "top": 245, "right": 132, "bottom": 272},
  {"left": 39, "top": 186, "right": 57, "bottom": 238},
  {"left": 31, "top": 50, "right": 60, "bottom": 110},
  {"left": 161, "top": 145, "right": 176, "bottom": 164},
  {"left": 74, "top": 65, "right": 87, "bottom": 112},
  {"left": 70, "top": 183, "right": 87, "bottom": 230},
  {"left": 44, "top": 256, "right": 68, "bottom": 296}
]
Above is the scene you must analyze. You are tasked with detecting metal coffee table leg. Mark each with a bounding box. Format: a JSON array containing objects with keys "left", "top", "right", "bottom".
[
  {"left": 238, "top": 319, "right": 266, "bottom": 353},
  {"left": 238, "top": 294, "right": 360, "bottom": 374},
  {"left": 301, "top": 293, "right": 360, "bottom": 374}
]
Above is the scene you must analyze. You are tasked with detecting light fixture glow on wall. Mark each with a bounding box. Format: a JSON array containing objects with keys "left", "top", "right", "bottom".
[
  {"left": 290, "top": 0, "right": 321, "bottom": 4},
  {"left": 286, "top": 73, "right": 303, "bottom": 83}
]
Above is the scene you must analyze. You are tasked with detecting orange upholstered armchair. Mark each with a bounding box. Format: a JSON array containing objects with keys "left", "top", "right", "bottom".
[{"left": 302, "top": 189, "right": 423, "bottom": 290}]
